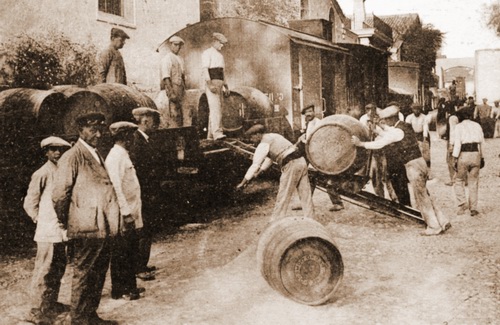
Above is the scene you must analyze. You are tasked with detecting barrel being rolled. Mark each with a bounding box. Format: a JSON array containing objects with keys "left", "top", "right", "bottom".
[
  {"left": 257, "top": 217, "right": 343, "bottom": 305},
  {"left": 306, "top": 114, "right": 370, "bottom": 175}
]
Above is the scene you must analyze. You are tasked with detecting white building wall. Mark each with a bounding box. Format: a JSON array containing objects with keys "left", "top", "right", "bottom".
[
  {"left": 0, "top": 0, "right": 200, "bottom": 90},
  {"left": 475, "top": 49, "right": 500, "bottom": 102}
]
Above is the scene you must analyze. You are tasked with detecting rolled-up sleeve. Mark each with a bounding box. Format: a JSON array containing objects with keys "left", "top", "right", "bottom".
[
  {"left": 363, "top": 128, "right": 404, "bottom": 150},
  {"left": 244, "top": 143, "right": 270, "bottom": 180}
]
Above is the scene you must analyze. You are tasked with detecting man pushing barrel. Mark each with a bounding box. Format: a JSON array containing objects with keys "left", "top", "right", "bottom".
[{"left": 236, "top": 124, "right": 314, "bottom": 220}]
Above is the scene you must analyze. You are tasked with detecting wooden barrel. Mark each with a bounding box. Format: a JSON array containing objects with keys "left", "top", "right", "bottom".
[
  {"left": 87, "top": 83, "right": 157, "bottom": 122},
  {"left": 257, "top": 217, "right": 343, "bottom": 305},
  {"left": 306, "top": 114, "right": 370, "bottom": 175}
]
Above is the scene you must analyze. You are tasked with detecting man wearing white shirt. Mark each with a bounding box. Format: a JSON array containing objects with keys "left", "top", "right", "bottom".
[
  {"left": 202, "top": 32, "right": 229, "bottom": 140},
  {"left": 453, "top": 107, "right": 485, "bottom": 216},
  {"left": 405, "top": 103, "right": 432, "bottom": 168},
  {"left": 236, "top": 124, "right": 314, "bottom": 220},
  {"left": 352, "top": 105, "right": 450, "bottom": 236},
  {"left": 159, "top": 36, "right": 186, "bottom": 128},
  {"left": 106, "top": 121, "right": 144, "bottom": 301}
]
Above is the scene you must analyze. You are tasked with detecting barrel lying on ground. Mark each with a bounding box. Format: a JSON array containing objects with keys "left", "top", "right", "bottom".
[
  {"left": 257, "top": 217, "right": 344, "bottom": 305},
  {"left": 306, "top": 114, "right": 369, "bottom": 176}
]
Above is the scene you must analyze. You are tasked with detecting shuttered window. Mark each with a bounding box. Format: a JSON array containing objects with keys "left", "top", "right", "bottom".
[{"left": 99, "top": 0, "right": 123, "bottom": 17}]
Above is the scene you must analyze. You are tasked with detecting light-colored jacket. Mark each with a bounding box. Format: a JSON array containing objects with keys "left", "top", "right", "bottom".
[
  {"left": 52, "top": 140, "right": 120, "bottom": 239},
  {"left": 105, "top": 144, "right": 143, "bottom": 230},
  {"left": 23, "top": 161, "right": 67, "bottom": 243}
]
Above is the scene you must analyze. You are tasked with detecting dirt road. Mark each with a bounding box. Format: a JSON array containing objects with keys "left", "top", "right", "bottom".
[{"left": 2, "top": 133, "right": 500, "bottom": 324}]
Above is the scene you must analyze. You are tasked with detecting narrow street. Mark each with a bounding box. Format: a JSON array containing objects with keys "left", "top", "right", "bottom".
[{"left": 2, "top": 133, "right": 500, "bottom": 325}]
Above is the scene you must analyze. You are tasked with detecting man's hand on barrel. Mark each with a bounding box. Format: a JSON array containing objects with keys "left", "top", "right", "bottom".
[{"left": 351, "top": 135, "right": 363, "bottom": 147}]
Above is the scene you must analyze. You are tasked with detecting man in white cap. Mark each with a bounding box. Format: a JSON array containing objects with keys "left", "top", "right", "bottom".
[
  {"left": 105, "top": 121, "right": 145, "bottom": 301},
  {"left": 24, "top": 136, "right": 71, "bottom": 324},
  {"left": 236, "top": 124, "right": 314, "bottom": 220},
  {"left": 130, "top": 107, "right": 161, "bottom": 281},
  {"left": 98, "top": 27, "right": 130, "bottom": 85},
  {"left": 52, "top": 112, "right": 119, "bottom": 324},
  {"left": 352, "top": 105, "right": 451, "bottom": 236},
  {"left": 201, "top": 32, "right": 230, "bottom": 141},
  {"left": 158, "top": 35, "right": 186, "bottom": 128}
]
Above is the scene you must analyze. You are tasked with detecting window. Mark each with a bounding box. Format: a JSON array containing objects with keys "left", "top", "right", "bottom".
[
  {"left": 99, "top": 0, "right": 123, "bottom": 17},
  {"left": 97, "top": 0, "right": 136, "bottom": 28}
]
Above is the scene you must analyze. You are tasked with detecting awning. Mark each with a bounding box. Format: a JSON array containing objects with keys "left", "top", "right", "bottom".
[{"left": 389, "top": 87, "right": 414, "bottom": 96}]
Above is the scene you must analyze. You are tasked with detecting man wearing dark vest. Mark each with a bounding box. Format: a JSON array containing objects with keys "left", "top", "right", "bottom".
[
  {"left": 236, "top": 124, "right": 314, "bottom": 220},
  {"left": 352, "top": 105, "right": 451, "bottom": 236}
]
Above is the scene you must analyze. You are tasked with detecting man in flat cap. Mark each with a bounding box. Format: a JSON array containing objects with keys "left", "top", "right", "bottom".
[
  {"left": 352, "top": 105, "right": 451, "bottom": 236},
  {"left": 453, "top": 107, "right": 485, "bottom": 217},
  {"left": 202, "top": 32, "right": 230, "bottom": 141},
  {"left": 98, "top": 27, "right": 130, "bottom": 85},
  {"left": 474, "top": 97, "right": 494, "bottom": 138},
  {"left": 158, "top": 35, "right": 186, "bottom": 128},
  {"left": 296, "top": 104, "right": 344, "bottom": 212},
  {"left": 130, "top": 107, "right": 161, "bottom": 281},
  {"left": 105, "top": 122, "right": 145, "bottom": 300},
  {"left": 237, "top": 124, "right": 314, "bottom": 220},
  {"left": 24, "top": 136, "right": 71, "bottom": 324},
  {"left": 52, "top": 113, "right": 119, "bottom": 324}
]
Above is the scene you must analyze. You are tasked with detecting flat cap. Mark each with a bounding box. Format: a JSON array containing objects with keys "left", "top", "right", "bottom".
[
  {"left": 301, "top": 104, "right": 315, "bottom": 115},
  {"left": 111, "top": 27, "right": 130, "bottom": 39},
  {"left": 109, "top": 121, "right": 138, "bottom": 136},
  {"left": 212, "top": 32, "right": 228, "bottom": 43},
  {"left": 376, "top": 105, "right": 400, "bottom": 119},
  {"left": 40, "top": 136, "right": 71, "bottom": 149},
  {"left": 76, "top": 112, "right": 106, "bottom": 127},
  {"left": 169, "top": 35, "right": 185, "bottom": 44},
  {"left": 365, "top": 103, "right": 376, "bottom": 111},
  {"left": 132, "top": 107, "right": 160, "bottom": 117},
  {"left": 244, "top": 124, "right": 266, "bottom": 136}
]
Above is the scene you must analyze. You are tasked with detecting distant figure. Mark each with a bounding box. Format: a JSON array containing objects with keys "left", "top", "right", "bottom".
[
  {"left": 52, "top": 113, "right": 119, "bottom": 324},
  {"left": 492, "top": 100, "right": 500, "bottom": 138},
  {"left": 475, "top": 98, "right": 494, "bottom": 138},
  {"left": 202, "top": 32, "right": 230, "bottom": 140},
  {"left": 24, "top": 136, "right": 71, "bottom": 324},
  {"left": 158, "top": 35, "right": 186, "bottom": 128},
  {"left": 98, "top": 27, "right": 129, "bottom": 84},
  {"left": 449, "top": 80, "right": 457, "bottom": 103},
  {"left": 453, "top": 107, "right": 485, "bottom": 217},
  {"left": 445, "top": 111, "right": 460, "bottom": 186},
  {"left": 237, "top": 124, "right": 314, "bottom": 220}
]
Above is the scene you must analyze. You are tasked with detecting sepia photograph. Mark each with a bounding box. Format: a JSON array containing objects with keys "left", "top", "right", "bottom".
[{"left": 0, "top": 0, "right": 499, "bottom": 324}]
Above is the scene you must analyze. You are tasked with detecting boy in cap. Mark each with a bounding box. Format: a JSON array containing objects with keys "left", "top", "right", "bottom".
[
  {"left": 237, "top": 124, "right": 314, "bottom": 220},
  {"left": 158, "top": 35, "right": 186, "bottom": 128},
  {"left": 202, "top": 32, "right": 230, "bottom": 141},
  {"left": 130, "top": 107, "right": 161, "bottom": 281},
  {"left": 105, "top": 121, "right": 145, "bottom": 300},
  {"left": 52, "top": 112, "right": 119, "bottom": 324},
  {"left": 24, "top": 136, "right": 71, "bottom": 324},
  {"left": 352, "top": 105, "right": 451, "bottom": 236},
  {"left": 98, "top": 27, "right": 129, "bottom": 84}
]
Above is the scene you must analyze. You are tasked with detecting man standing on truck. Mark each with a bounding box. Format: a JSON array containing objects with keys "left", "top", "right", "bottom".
[
  {"left": 158, "top": 35, "right": 186, "bottom": 128},
  {"left": 98, "top": 27, "right": 129, "bottom": 85},
  {"left": 202, "top": 32, "right": 230, "bottom": 141}
]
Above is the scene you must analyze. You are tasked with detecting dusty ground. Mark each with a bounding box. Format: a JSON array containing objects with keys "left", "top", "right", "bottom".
[{"left": 1, "top": 132, "right": 500, "bottom": 325}]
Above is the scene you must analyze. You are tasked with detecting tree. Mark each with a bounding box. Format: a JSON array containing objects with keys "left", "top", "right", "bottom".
[
  {"left": 0, "top": 30, "right": 99, "bottom": 89},
  {"left": 485, "top": 1, "right": 500, "bottom": 36},
  {"left": 401, "top": 24, "right": 444, "bottom": 88},
  {"left": 203, "top": 0, "right": 300, "bottom": 25}
]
